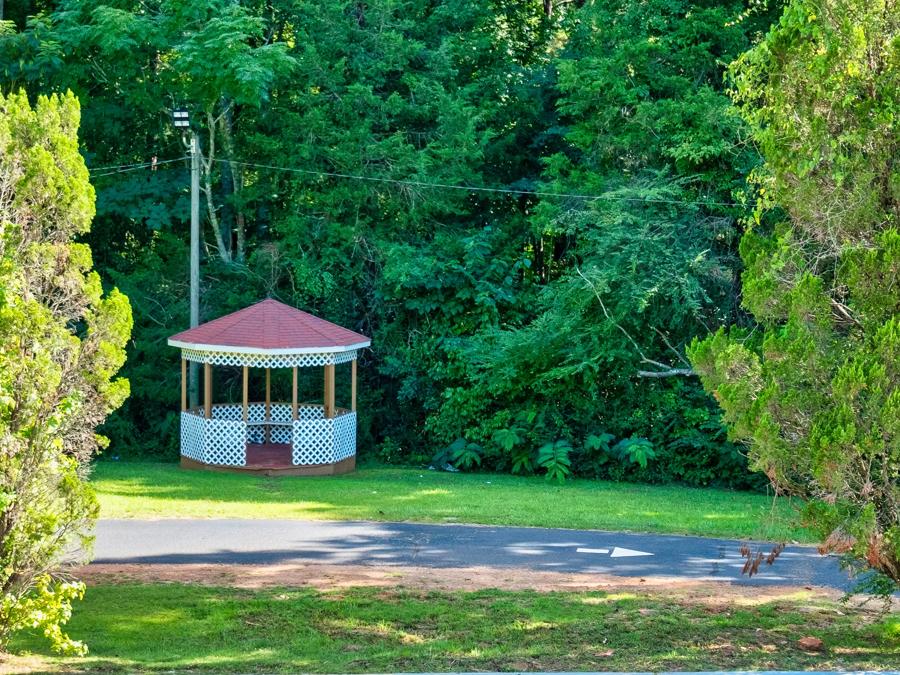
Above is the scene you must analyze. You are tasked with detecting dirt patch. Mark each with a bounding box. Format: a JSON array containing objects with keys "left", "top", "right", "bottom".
[
  {"left": 77, "top": 562, "right": 853, "bottom": 606},
  {"left": 0, "top": 653, "right": 75, "bottom": 674}
]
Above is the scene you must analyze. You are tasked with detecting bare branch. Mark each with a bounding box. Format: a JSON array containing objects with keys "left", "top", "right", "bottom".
[
  {"left": 653, "top": 327, "right": 693, "bottom": 368},
  {"left": 637, "top": 368, "right": 696, "bottom": 378},
  {"left": 577, "top": 266, "right": 696, "bottom": 378}
]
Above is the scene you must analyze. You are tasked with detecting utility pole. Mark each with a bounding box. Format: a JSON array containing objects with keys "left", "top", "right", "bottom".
[
  {"left": 188, "top": 129, "right": 200, "bottom": 408},
  {"left": 173, "top": 109, "right": 200, "bottom": 408}
]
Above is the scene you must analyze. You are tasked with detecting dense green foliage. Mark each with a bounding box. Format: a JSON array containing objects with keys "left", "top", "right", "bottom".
[
  {"left": 0, "top": 91, "right": 132, "bottom": 652},
  {"left": 2, "top": 1, "right": 779, "bottom": 487},
  {"left": 689, "top": 0, "right": 899, "bottom": 586}
]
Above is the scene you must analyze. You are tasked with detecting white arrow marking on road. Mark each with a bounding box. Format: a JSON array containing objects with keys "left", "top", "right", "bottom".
[
  {"left": 576, "top": 547, "right": 610, "bottom": 554},
  {"left": 610, "top": 546, "right": 653, "bottom": 558}
]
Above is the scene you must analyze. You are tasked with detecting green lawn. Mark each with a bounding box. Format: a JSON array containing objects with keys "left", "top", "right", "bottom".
[
  {"left": 92, "top": 462, "right": 810, "bottom": 541},
  {"left": 10, "top": 583, "right": 898, "bottom": 673}
]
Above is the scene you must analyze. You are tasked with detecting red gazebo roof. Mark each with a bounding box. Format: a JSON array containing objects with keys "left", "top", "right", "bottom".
[{"left": 168, "top": 298, "right": 370, "bottom": 353}]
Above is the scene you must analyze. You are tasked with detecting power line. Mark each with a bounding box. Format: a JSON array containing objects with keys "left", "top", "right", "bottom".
[
  {"left": 88, "top": 160, "right": 159, "bottom": 172},
  {"left": 86, "top": 154, "right": 746, "bottom": 208},
  {"left": 215, "top": 158, "right": 744, "bottom": 208},
  {"left": 88, "top": 158, "right": 183, "bottom": 177}
]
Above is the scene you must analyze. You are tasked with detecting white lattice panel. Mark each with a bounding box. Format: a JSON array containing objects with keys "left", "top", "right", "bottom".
[
  {"left": 182, "top": 407, "right": 356, "bottom": 468},
  {"left": 292, "top": 418, "right": 335, "bottom": 465},
  {"left": 204, "top": 418, "right": 247, "bottom": 466},
  {"left": 333, "top": 413, "right": 357, "bottom": 461},
  {"left": 289, "top": 412, "right": 358, "bottom": 466},
  {"left": 298, "top": 404, "right": 325, "bottom": 420},
  {"left": 247, "top": 403, "right": 265, "bottom": 424},
  {"left": 180, "top": 348, "right": 357, "bottom": 368},
  {"left": 180, "top": 412, "right": 247, "bottom": 466},
  {"left": 180, "top": 412, "right": 206, "bottom": 461},
  {"left": 212, "top": 404, "right": 243, "bottom": 421},
  {"left": 270, "top": 403, "right": 292, "bottom": 423},
  {"left": 270, "top": 426, "right": 293, "bottom": 444}
]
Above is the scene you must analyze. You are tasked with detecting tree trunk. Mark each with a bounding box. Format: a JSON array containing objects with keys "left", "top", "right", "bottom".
[
  {"left": 218, "top": 160, "right": 235, "bottom": 256},
  {"left": 218, "top": 105, "right": 246, "bottom": 263},
  {"left": 202, "top": 110, "right": 231, "bottom": 264}
]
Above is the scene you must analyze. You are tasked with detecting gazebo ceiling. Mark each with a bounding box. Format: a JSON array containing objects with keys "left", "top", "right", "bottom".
[{"left": 168, "top": 298, "right": 370, "bottom": 354}]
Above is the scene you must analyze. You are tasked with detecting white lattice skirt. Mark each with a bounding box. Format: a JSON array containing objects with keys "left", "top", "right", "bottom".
[{"left": 180, "top": 405, "right": 357, "bottom": 467}]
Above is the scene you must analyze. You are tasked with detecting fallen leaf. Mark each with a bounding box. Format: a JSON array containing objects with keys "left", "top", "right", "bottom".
[{"left": 596, "top": 649, "right": 614, "bottom": 657}]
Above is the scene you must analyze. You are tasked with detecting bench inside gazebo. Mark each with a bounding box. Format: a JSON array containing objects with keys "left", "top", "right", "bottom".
[{"left": 168, "top": 298, "right": 370, "bottom": 476}]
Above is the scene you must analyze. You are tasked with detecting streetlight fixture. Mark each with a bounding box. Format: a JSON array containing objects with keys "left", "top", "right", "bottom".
[
  {"left": 172, "top": 109, "right": 190, "bottom": 129},
  {"left": 173, "top": 108, "right": 201, "bottom": 408}
]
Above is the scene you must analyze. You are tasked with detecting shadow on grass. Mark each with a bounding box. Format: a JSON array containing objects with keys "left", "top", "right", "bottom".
[
  {"left": 10, "top": 585, "right": 898, "bottom": 673},
  {"left": 91, "top": 461, "right": 808, "bottom": 541}
]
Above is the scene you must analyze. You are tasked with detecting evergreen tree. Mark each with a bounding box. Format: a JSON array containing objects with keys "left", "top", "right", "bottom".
[
  {"left": 0, "top": 91, "right": 132, "bottom": 652},
  {"left": 689, "top": 0, "right": 899, "bottom": 587}
]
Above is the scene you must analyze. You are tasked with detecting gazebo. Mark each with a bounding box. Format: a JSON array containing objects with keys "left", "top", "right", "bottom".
[{"left": 168, "top": 298, "right": 370, "bottom": 475}]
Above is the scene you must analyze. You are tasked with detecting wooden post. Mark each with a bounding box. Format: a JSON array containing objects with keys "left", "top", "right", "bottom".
[
  {"left": 351, "top": 358, "right": 357, "bottom": 412},
  {"left": 181, "top": 358, "right": 187, "bottom": 411},
  {"left": 204, "top": 363, "right": 212, "bottom": 419},
  {"left": 292, "top": 366, "right": 298, "bottom": 421},
  {"left": 324, "top": 364, "right": 335, "bottom": 418},
  {"left": 265, "top": 367, "right": 271, "bottom": 443},
  {"left": 242, "top": 366, "right": 249, "bottom": 422}
]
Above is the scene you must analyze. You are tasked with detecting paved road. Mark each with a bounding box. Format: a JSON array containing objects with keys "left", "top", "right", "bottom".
[{"left": 93, "top": 519, "right": 853, "bottom": 590}]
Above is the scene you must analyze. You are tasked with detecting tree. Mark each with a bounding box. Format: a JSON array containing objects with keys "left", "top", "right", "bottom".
[
  {"left": 689, "top": 0, "right": 899, "bottom": 588},
  {"left": 30, "top": 0, "right": 295, "bottom": 264},
  {"left": 2, "top": 0, "right": 784, "bottom": 490},
  {"left": 422, "top": 0, "right": 769, "bottom": 486},
  {"left": 0, "top": 91, "right": 132, "bottom": 652}
]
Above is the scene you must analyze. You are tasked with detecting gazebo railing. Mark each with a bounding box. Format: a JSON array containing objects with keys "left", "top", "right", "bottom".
[{"left": 180, "top": 403, "right": 356, "bottom": 467}]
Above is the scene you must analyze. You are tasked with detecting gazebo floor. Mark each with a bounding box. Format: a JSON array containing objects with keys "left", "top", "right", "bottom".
[
  {"left": 179, "top": 444, "right": 355, "bottom": 476},
  {"left": 246, "top": 443, "right": 293, "bottom": 468}
]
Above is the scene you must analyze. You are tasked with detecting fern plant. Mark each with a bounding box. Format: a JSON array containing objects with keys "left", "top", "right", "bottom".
[
  {"left": 493, "top": 427, "right": 533, "bottom": 474},
  {"left": 447, "top": 437, "right": 483, "bottom": 469},
  {"left": 431, "top": 438, "right": 483, "bottom": 470},
  {"left": 537, "top": 439, "right": 573, "bottom": 482},
  {"left": 611, "top": 437, "right": 656, "bottom": 469},
  {"left": 577, "top": 432, "right": 613, "bottom": 475}
]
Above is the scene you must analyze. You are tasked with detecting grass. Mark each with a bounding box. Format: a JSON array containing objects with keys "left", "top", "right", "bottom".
[
  {"left": 9, "top": 583, "right": 898, "bottom": 673},
  {"left": 91, "top": 461, "right": 811, "bottom": 541}
]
